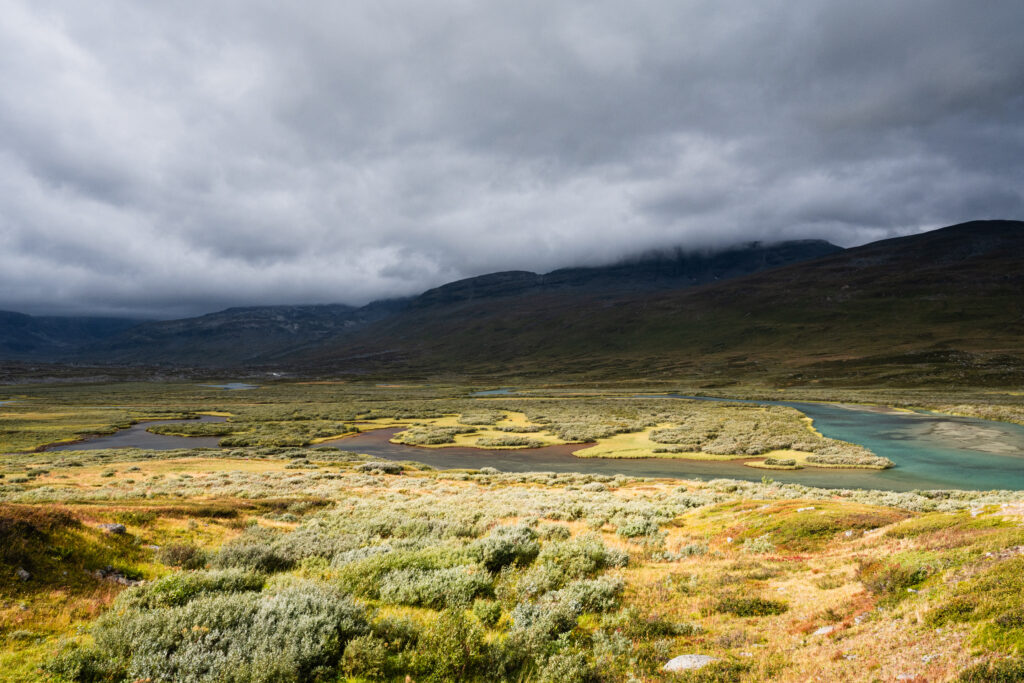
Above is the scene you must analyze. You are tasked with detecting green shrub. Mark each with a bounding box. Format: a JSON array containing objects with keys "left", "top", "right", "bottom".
[
  {"left": 157, "top": 542, "right": 206, "bottom": 569},
  {"left": 475, "top": 525, "right": 540, "bottom": 572},
  {"left": 537, "top": 534, "right": 628, "bottom": 578},
  {"left": 538, "top": 650, "right": 598, "bottom": 683},
  {"left": 472, "top": 599, "right": 503, "bottom": 628},
  {"left": 616, "top": 516, "right": 661, "bottom": 538},
  {"left": 857, "top": 559, "right": 931, "bottom": 598},
  {"left": 555, "top": 577, "right": 625, "bottom": 614},
  {"left": 43, "top": 642, "right": 111, "bottom": 683},
  {"left": 539, "top": 523, "right": 572, "bottom": 541},
  {"left": 958, "top": 657, "right": 1024, "bottom": 682},
  {"left": 91, "top": 582, "right": 369, "bottom": 682},
  {"left": 713, "top": 595, "right": 788, "bottom": 617},
  {"left": 742, "top": 534, "right": 775, "bottom": 554},
  {"left": 213, "top": 543, "right": 294, "bottom": 573},
  {"left": 378, "top": 565, "right": 492, "bottom": 608},
  {"left": 476, "top": 436, "right": 543, "bottom": 448},
  {"left": 113, "top": 510, "right": 157, "bottom": 526},
  {"left": 118, "top": 569, "right": 265, "bottom": 609},
  {"left": 354, "top": 461, "right": 403, "bottom": 474},
  {"left": 412, "top": 609, "right": 488, "bottom": 682},
  {"left": 341, "top": 634, "right": 390, "bottom": 680},
  {"left": 601, "top": 606, "right": 701, "bottom": 638}
]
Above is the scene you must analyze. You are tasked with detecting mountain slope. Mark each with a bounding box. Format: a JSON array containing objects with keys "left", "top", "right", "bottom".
[
  {"left": 1, "top": 239, "right": 837, "bottom": 367},
  {"left": 0, "top": 311, "right": 144, "bottom": 360},
  {"left": 298, "top": 220, "right": 1024, "bottom": 384},
  {"left": 78, "top": 300, "right": 409, "bottom": 366},
  {"left": 413, "top": 240, "right": 841, "bottom": 306}
]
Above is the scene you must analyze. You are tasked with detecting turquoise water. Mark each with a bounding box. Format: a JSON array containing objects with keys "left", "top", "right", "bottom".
[
  {"left": 657, "top": 395, "right": 1024, "bottom": 490},
  {"left": 199, "top": 383, "right": 258, "bottom": 390}
]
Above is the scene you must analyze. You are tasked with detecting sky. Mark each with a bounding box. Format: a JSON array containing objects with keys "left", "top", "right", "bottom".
[{"left": 2, "top": 1, "right": 1023, "bottom": 319}]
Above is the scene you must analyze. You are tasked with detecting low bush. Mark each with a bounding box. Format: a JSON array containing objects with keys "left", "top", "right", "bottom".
[
  {"left": 616, "top": 516, "right": 661, "bottom": 538},
  {"left": 90, "top": 582, "right": 370, "bottom": 683},
  {"left": 378, "top": 565, "right": 492, "bottom": 608},
  {"left": 477, "top": 436, "right": 544, "bottom": 448},
  {"left": 714, "top": 595, "right": 789, "bottom": 617},
  {"left": 537, "top": 534, "right": 628, "bottom": 578},
  {"left": 341, "top": 634, "right": 390, "bottom": 680},
  {"left": 117, "top": 569, "right": 265, "bottom": 608},
  {"left": 157, "top": 542, "right": 206, "bottom": 569},
  {"left": 43, "top": 642, "right": 111, "bottom": 683},
  {"left": 475, "top": 525, "right": 540, "bottom": 572},
  {"left": 411, "top": 609, "right": 488, "bottom": 682},
  {"left": 354, "top": 461, "right": 403, "bottom": 474},
  {"left": 958, "top": 657, "right": 1024, "bottom": 682},
  {"left": 213, "top": 543, "right": 294, "bottom": 573},
  {"left": 857, "top": 558, "right": 932, "bottom": 598},
  {"left": 742, "top": 534, "right": 775, "bottom": 554}
]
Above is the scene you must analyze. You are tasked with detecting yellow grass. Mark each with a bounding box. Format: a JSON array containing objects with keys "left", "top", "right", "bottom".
[{"left": 572, "top": 425, "right": 748, "bottom": 460}]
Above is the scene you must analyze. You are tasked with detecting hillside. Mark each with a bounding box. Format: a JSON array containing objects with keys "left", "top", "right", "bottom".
[
  {"left": 0, "top": 240, "right": 838, "bottom": 368},
  {"left": 77, "top": 300, "right": 409, "bottom": 366},
  {"left": 298, "top": 220, "right": 1024, "bottom": 384},
  {"left": 0, "top": 311, "right": 144, "bottom": 360}
]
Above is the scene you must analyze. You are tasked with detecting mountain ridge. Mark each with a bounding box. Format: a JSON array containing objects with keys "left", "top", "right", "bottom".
[{"left": 2, "top": 221, "right": 1021, "bottom": 386}]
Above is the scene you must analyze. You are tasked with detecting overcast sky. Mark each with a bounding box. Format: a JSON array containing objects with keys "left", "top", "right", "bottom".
[{"left": 2, "top": 1, "right": 1023, "bottom": 318}]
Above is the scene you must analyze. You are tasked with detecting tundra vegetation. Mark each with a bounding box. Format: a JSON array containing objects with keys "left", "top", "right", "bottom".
[{"left": 0, "top": 381, "right": 1023, "bottom": 681}]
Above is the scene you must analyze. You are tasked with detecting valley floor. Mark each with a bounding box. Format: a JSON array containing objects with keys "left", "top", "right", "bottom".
[{"left": 1, "top": 381, "right": 1023, "bottom": 681}]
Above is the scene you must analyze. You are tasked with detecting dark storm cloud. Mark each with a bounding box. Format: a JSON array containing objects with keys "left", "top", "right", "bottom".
[{"left": 1, "top": 1, "right": 1022, "bottom": 318}]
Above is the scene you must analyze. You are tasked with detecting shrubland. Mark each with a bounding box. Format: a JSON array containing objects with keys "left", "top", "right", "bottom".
[{"left": 1, "top": 381, "right": 1023, "bottom": 680}]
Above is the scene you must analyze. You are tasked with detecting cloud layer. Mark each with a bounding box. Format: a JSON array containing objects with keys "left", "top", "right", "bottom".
[{"left": 2, "top": 1, "right": 1023, "bottom": 317}]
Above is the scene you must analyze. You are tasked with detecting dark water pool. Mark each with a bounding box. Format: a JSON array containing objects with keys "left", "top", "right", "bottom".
[{"left": 47, "top": 415, "right": 227, "bottom": 451}]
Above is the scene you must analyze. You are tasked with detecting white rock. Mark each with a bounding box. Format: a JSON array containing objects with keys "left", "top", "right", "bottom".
[
  {"left": 15, "top": 568, "right": 30, "bottom": 581},
  {"left": 663, "top": 655, "right": 717, "bottom": 672},
  {"left": 796, "top": 506, "right": 816, "bottom": 512},
  {"left": 813, "top": 625, "right": 837, "bottom": 636}
]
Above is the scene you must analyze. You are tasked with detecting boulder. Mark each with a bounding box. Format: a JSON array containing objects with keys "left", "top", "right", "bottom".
[{"left": 664, "top": 654, "right": 717, "bottom": 672}]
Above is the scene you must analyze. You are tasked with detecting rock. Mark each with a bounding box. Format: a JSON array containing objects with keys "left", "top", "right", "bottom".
[
  {"left": 91, "top": 565, "right": 143, "bottom": 586},
  {"left": 98, "top": 523, "right": 126, "bottom": 534},
  {"left": 15, "top": 567, "right": 30, "bottom": 581},
  {"left": 664, "top": 655, "right": 717, "bottom": 672},
  {"left": 796, "top": 506, "right": 816, "bottom": 512},
  {"left": 813, "top": 625, "right": 837, "bottom": 636}
]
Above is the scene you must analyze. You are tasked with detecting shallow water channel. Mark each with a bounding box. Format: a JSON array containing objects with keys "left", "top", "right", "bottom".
[
  {"left": 48, "top": 415, "right": 227, "bottom": 451},
  {"left": 46, "top": 399, "right": 1024, "bottom": 491}
]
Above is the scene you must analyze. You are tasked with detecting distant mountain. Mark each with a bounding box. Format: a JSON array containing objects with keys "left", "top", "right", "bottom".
[
  {"left": 0, "top": 239, "right": 838, "bottom": 368},
  {"left": 4, "top": 222, "right": 1021, "bottom": 386},
  {"left": 413, "top": 240, "right": 841, "bottom": 306},
  {"left": 77, "top": 300, "right": 410, "bottom": 366},
  {"left": 0, "top": 311, "right": 144, "bottom": 360},
  {"left": 296, "top": 220, "right": 1024, "bottom": 385}
]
